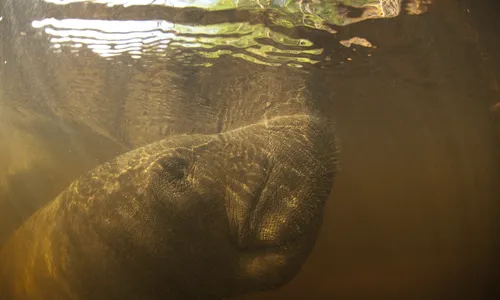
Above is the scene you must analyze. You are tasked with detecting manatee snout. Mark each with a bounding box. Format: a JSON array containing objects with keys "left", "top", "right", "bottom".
[
  {"left": 0, "top": 114, "right": 338, "bottom": 299},
  {"left": 223, "top": 115, "right": 338, "bottom": 291}
]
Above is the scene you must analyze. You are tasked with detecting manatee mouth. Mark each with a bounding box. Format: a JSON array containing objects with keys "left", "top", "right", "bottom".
[
  {"left": 229, "top": 163, "right": 293, "bottom": 252},
  {"left": 232, "top": 176, "right": 319, "bottom": 288},
  {"left": 236, "top": 227, "right": 308, "bottom": 289},
  {"left": 234, "top": 196, "right": 309, "bottom": 260},
  {"left": 229, "top": 160, "right": 310, "bottom": 255}
]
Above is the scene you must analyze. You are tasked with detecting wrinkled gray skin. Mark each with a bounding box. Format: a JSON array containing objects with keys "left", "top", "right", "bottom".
[
  {"left": 0, "top": 0, "right": 339, "bottom": 299},
  {"left": 0, "top": 115, "right": 337, "bottom": 299}
]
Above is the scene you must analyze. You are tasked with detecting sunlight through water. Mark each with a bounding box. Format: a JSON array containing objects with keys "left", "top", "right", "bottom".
[{"left": 31, "top": 0, "right": 430, "bottom": 67}]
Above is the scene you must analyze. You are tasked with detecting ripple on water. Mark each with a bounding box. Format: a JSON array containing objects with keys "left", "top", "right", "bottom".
[{"left": 29, "top": 0, "right": 431, "bottom": 68}]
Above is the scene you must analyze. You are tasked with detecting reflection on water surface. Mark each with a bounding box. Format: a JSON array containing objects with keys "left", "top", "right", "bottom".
[{"left": 26, "top": 0, "right": 428, "bottom": 67}]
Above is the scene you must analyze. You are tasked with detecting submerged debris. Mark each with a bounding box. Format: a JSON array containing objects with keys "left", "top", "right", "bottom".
[{"left": 339, "top": 37, "right": 375, "bottom": 48}]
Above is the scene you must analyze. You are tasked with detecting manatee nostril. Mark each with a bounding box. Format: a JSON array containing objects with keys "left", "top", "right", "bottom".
[{"left": 157, "top": 157, "right": 189, "bottom": 181}]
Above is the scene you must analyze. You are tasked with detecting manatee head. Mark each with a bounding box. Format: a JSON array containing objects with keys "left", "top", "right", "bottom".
[{"left": 1, "top": 114, "right": 337, "bottom": 299}]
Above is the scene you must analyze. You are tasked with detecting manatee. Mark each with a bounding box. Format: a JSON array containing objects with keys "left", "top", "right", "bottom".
[
  {"left": 1, "top": 0, "right": 340, "bottom": 298},
  {"left": 0, "top": 0, "right": 286, "bottom": 244},
  {"left": 0, "top": 0, "right": 334, "bottom": 251},
  {"left": 0, "top": 114, "right": 338, "bottom": 299}
]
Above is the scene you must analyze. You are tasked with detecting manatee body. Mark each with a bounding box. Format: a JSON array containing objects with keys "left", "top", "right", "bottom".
[
  {"left": 0, "top": 0, "right": 325, "bottom": 250},
  {"left": 0, "top": 114, "right": 337, "bottom": 299}
]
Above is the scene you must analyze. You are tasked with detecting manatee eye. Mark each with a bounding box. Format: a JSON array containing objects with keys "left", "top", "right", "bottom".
[{"left": 156, "top": 157, "right": 189, "bottom": 182}]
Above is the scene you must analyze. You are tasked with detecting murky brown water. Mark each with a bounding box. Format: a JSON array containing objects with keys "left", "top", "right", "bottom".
[{"left": 1, "top": 0, "right": 499, "bottom": 299}]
